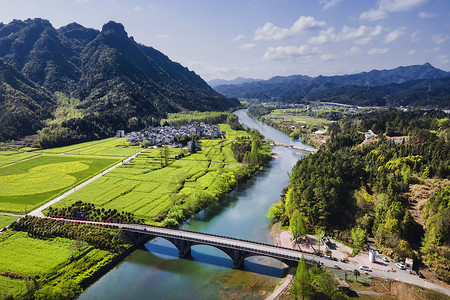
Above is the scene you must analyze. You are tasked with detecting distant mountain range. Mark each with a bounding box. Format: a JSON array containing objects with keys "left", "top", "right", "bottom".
[
  {"left": 208, "top": 77, "right": 263, "bottom": 88},
  {"left": 0, "top": 18, "right": 239, "bottom": 143},
  {"left": 213, "top": 63, "right": 450, "bottom": 107}
]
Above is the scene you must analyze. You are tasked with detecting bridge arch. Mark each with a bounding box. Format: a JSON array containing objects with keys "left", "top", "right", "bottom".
[{"left": 147, "top": 236, "right": 294, "bottom": 269}]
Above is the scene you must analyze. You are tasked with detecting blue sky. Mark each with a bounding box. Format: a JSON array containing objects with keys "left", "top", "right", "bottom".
[{"left": 1, "top": 0, "right": 449, "bottom": 81}]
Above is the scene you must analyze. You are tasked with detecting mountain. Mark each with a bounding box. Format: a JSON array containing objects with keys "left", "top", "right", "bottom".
[
  {"left": 306, "top": 77, "right": 450, "bottom": 107},
  {"left": 214, "top": 63, "right": 450, "bottom": 107},
  {"left": 208, "top": 77, "right": 263, "bottom": 88},
  {"left": 0, "top": 19, "right": 239, "bottom": 144},
  {"left": 0, "top": 58, "right": 54, "bottom": 141}
]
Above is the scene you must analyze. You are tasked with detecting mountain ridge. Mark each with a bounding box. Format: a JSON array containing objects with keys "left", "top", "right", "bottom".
[
  {"left": 0, "top": 18, "right": 239, "bottom": 145},
  {"left": 214, "top": 63, "right": 450, "bottom": 107}
]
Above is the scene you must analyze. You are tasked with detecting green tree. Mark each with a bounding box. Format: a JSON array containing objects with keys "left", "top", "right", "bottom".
[
  {"left": 312, "top": 270, "right": 343, "bottom": 299},
  {"left": 350, "top": 227, "right": 366, "bottom": 248},
  {"left": 291, "top": 210, "right": 307, "bottom": 243},
  {"left": 291, "top": 256, "right": 314, "bottom": 300}
]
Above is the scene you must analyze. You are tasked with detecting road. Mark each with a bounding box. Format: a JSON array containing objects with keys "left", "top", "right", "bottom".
[{"left": 28, "top": 148, "right": 147, "bottom": 218}]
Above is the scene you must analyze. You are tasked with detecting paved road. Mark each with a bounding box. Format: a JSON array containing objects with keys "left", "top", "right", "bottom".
[{"left": 28, "top": 148, "right": 147, "bottom": 218}]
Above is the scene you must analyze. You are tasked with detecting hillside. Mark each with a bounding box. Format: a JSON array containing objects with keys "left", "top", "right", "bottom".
[
  {"left": 0, "top": 19, "right": 239, "bottom": 145},
  {"left": 0, "top": 58, "right": 54, "bottom": 141},
  {"left": 214, "top": 63, "right": 450, "bottom": 107}
]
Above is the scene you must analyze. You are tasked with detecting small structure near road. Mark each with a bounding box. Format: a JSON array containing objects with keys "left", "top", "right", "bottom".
[
  {"left": 369, "top": 250, "right": 376, "bottom": 263},
  {"left": 405, "top": 257, "right": 414, "bottom": 270}
]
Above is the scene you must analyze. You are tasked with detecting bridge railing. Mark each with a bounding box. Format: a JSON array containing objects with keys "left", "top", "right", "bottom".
[{"left": 47, "top": 217, "right": 306, "bottom": 259}]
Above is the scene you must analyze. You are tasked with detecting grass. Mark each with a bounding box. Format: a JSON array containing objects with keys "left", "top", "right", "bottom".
[
  {"left": 0, "top": 215, "right": 20, "bottom": 228},
  {"left": 0, "top": 154, "right": 120, "bottom": 214},
  {"left": 0, "top": 231, "right": 74, "bottom": 277}
]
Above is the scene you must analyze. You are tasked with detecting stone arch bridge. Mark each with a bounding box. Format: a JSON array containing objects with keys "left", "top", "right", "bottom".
[{"left": 65, "top": 220, "right": 304, "bottom": 269}]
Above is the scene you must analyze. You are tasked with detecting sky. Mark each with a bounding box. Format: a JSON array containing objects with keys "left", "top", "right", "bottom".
[{"left": 1, "top": 0, "right": 449, "bottom": 82}]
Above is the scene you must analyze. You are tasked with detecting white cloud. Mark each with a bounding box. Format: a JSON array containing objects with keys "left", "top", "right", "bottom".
[
  {"left": 418, "top": 11, "right": 437, "bottom": 18},
  {"left": 337, "top": 25, "right": 383, "bottom": 41},
  {"left": 308, "top": 27, "right": 336, "bottom": 45},
  {"left": 156, "top": 34, "right": 169, "bottom": 39},
  {"left": 384, "top": 28, "right": 405, "bottom": 43},
  {"left": 240, "top": 43, "right": 256, "bottom": 50},
  {"left": 134, "top": 6, "right": 143, "bottom": 11},
  {"left": 438, "top": 54, "right": 449, "bottom": 64},
  {"left": 410, "top": 31, "right": 420, "bottom": 42},
  {"left": 321, "top": 53, "right": 338, "bottom": 61},
  {"left": 378, "top": 0, "right": 428, "bottom": 12},
  {"left": 263, "top": 45, "right": 319, "bottom": 60},
  {"left": 408, "top": 49, "right": 416, "bottom": 55},
  {"left": 432, "top": 34, "right": 447, "bottom": 45},
  {"left": 359, "top": 9, "right": 388, "bottom": 22},
  {"left": 76, "top": 0, "right": 89, "bottom": 3},
  {"left": 349, "top": 46, "right": 363, "bottom": 55},
  {"left": 368, "top": 48, "right": 390, "bottom": 55},
  {"left": 233, "top": 34, "right": 245, "bottom": 42},
  {"left": 254, "top": 16, "right": 326, "bottom": 41},
  {"left": 320, "top": 0, "right": 343, "bottom": 10}
]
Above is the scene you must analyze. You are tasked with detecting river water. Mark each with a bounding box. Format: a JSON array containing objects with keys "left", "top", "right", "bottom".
[{"left": 78, "top": 109, "right": 310, "bottom": 299}]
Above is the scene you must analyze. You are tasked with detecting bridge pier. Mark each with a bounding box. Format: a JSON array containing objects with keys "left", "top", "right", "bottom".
[
  {"left": 231, "top": 250, "right": 245, "bottom": 269},
  {"left": 171, "top": 239, "right": 192, "bottom": 258}
]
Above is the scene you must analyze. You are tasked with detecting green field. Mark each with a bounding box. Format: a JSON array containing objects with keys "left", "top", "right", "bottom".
[
  {"left": 267, "top": 109, "right": 333, "bottom": 126},
  {"left": 0, "top": 151, "right": 40, "bottom": 167},
  {"left": 0, "top": 230, "right": 115, "bottom": 299},
  {"left": 0, "top": 215, "right": 19, "bottom": 228},
  {"left": 50, "top": 128, "right": 247, "bottom": 224},
  {"left": 0, "top": 154, "right": 120, "bottom": 213},
  {"left": 39, "top": 137, "right": 142, "bottom": 157}
]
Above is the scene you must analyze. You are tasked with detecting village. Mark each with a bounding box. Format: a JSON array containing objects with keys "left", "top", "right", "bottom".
[{"left": 119, "top": 122, "right": 222, "bottom": 147}]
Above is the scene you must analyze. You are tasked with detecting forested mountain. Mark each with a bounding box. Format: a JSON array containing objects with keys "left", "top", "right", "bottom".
[
  {"left": 0, "top": 58, "right": 54, "bottom": 141},
  {"left": 214, "top": 63, "right": 450, "bottom": 107},
  {"left": 270, "top": 109, "right": 450, "bottom": 283},
  {"left": 0, "top": 18, "right": 239, "bottom": 145}
]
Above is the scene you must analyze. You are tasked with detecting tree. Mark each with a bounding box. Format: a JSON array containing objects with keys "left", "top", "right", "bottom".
[
  {"left": 350, "top": 227, "right": 366, "bottom": 248},
  {"left": 315, "top": 229, "right": 324, "bottom": 256},
  {"left": 325, "top": 249, "right": 332, "bottom": 258},
  {"left": 291, "top": 210, "right": 307, "bottom": 243},
  {"left": 353, "top": 269, "right": 360, "bottom": 282},
  {"left": 312, "top": 270, "right": 341, "bottom": 299},
  {"left": 291, "top": 256, "right": 314, "bottom": 300}
]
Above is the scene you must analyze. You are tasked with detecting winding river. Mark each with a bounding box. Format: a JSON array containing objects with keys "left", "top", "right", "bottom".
[{"left": 78, "top": 109, "right": 311, "bottom": 299}]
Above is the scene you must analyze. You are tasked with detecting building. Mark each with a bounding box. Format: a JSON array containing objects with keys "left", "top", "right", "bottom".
[
  {"left": 116, "top": 130, "right": 125, "bottom": 138},
  {"left": 405, "top": 258, "right": 413, "bottom": 270}
]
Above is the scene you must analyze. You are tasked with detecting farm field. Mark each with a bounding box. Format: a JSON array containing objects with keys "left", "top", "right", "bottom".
[
  {"left": 51, "top": 130, "right": 247, "bottom": 224},
  {"left": 0, "top": 230, "right": 115, "bottom": 299},
  {"left": 0, "top": 215, "right": 19, "bottom": 228},
  {"left": 266, "top": 109, "right": 333, "bottom": 126},
  {"left": 0, "top": 154, "right": 120, "bottom": 214},
  {"left": 0, "top": 151, "right": 41, "bottom": 167},
  {"left": 39, "top": 137, "right": 142, "bottom": 157}
]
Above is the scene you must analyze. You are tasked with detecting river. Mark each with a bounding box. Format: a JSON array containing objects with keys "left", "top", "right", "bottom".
[{"left": 78, "top": 109, "right": 311, "bottom": 299}]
